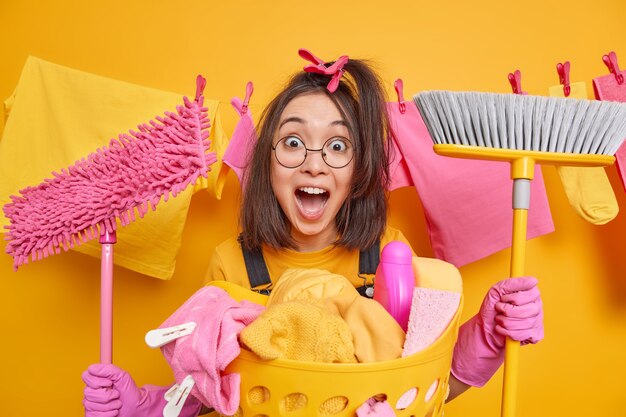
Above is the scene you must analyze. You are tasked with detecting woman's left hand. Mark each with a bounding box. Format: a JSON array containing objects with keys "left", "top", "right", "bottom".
[
  {"left": 489, "top": 276, "right": 544, "bottom": 346},
  {"left": 451, "top": 276, "right": 544, "bottom": 388}
]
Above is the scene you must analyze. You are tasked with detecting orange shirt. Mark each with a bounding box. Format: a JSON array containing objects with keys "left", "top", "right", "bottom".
[{"left": 205, "top": 227, "right": 413, "bottom": 290}]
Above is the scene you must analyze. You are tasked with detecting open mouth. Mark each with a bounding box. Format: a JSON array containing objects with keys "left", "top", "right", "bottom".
[{"left": 295, "top": 187, "right": 329, "bottom": 217}]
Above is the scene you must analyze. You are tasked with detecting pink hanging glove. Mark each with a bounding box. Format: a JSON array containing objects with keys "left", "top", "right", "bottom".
[
  {"left": 451, "top": 276, "right": 544, "bottom": 387},
  {"left": 82, "top": 364, "right": 202, "bottom": 417}
]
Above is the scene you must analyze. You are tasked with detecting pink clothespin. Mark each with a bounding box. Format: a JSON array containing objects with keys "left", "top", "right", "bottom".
[
  {"left": 299, "top": 48, "right": 349, "bottom": 93},
  {"left": 195, "top": 75, "right": 207, "bottom": 102},
  {"left": 602, "top": 51, "right": 624, "bottom": 85},
  {"left": 508, "top": 70, "right": 527, "bottom": 95},
  {"left": 240, "top": 81, "right": 254, "bottom": 114},
  {"left": 394, "top": 79, "right": 406, "bottom": 114},
  {"left": 556, "top": 61, "right": 571, "bottom": 97}
]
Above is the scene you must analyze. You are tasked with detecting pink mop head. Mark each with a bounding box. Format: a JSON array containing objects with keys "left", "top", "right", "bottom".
[
  {"left": 3, "top": 75, "right": 217, "bottom": 270},
  {"left": 402, "top": 287, "right": 461, "bottom": 356}
]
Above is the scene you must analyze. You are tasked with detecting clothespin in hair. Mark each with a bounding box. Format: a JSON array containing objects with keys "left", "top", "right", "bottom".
[
  {"left": 508, "top": 70, "right": 527, "bottom": 95},
  {"left": 240, "top": 81, "right": 254, "bottom": 114},
  {"left": 556, "top": 61, "right": 571, "bottom": 97},
  {"left": 394, "top": 79, "right": 406, "bottom": 114},
  {"left": 602, "top": 51, "right": 624, "bottom": 85}
]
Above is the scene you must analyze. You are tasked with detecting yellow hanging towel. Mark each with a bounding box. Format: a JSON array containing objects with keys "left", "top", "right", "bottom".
[
  {"left": 0, "top": 56, "right": 229, "bottom": 279},
  {"left": 548, "top": 81, "right": 619, "bottom": 225}
]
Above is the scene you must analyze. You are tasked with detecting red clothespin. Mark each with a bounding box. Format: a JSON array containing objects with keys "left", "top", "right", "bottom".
[
  {"left": 556, "top": 61, "right": 571, "bottom": 97},
  {"left": 394, "top": 79, "right": 406, "bottom": 114},
  {"left": 240, "top": 81, "right": 254, "bottom": 114},
  {"left": 602, "top": 51, "right": 624, "bottom": 85},
  {"left": 508, "top": 70, "right": 527, "bottom": 95},
  {"left": 195, "top": 75, "right": 207, "bottom": 101}
]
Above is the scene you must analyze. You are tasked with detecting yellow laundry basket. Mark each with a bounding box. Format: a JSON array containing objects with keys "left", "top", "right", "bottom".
[{"left": 210, "top": 279, "right": 463, "bottom": 417}]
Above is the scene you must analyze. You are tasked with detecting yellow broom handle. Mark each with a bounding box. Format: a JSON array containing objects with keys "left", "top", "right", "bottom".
[
  {"left": 502, "top": 157, "right": 534, "bottom": 417},
  {"left": 501, "top": 207, "right": 527, "bottom": 417},
  {"left": 430, "top": 147, "right": 613, "bottom": 417}
]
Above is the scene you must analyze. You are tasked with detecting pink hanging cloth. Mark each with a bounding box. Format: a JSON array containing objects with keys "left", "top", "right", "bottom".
[
  {"left": 593, "top": 51, "right": 626, "bottom": 191},
  {"left": 386, "top": 99, "right": 555, "bottom": 267},
  {"left": 222, "top": 82, "right": 256, "bottom": 187},
  {"left": 159, "top": 285, "right": 265, "bottom": 415}
]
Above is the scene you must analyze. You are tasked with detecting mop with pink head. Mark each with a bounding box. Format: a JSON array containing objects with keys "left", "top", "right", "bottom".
[
  {"left": 3, "top": 75, "right": 217, "bottom": 364},
  {"left": 3, "top": 75, "right": 216, "bottom": 269}
]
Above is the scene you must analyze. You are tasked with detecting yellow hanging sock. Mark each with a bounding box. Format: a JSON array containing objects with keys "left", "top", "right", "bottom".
[{"left": 548, "top": 72, "right": 619, "bottom": 225}]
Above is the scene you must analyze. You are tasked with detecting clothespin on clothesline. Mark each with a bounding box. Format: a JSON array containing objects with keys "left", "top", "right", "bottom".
[
  {"left": 508, "top": 69, "right": 528, "bottom": 95},
  {"left": 240, "top": 81, "right": 254, "bottom": 114},
  {"left": 556, "top": 61, "right": 571, "bottom": 97},
  {"left": 394, "top": 79, "right": 406, "bottom": 114},
  {"left": 602, "top": 51, "right": 624, "bottom": 85}
]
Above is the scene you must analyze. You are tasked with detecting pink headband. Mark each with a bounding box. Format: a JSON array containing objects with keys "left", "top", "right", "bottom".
[{"left": 298, "top": 48, "right": 349, "bottom": 93}]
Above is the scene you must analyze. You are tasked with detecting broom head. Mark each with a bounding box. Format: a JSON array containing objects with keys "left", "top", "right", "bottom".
[{"left": 414, "top": 91, "right": 626, "bottom": 167}]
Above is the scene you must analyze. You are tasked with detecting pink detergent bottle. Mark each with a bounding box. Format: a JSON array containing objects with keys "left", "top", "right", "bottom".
[{"left": 373, "top": 241, "right": 416, "bottom": 331}]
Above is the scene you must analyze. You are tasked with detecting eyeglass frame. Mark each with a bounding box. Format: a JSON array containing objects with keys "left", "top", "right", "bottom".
[{"left": 271, "top": 136, "right": 355, "bottom": 169}]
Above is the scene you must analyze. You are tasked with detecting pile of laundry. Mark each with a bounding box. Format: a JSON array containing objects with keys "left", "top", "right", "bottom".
[{"left": 146, "top": 268, "right": 461, "bottom": 417}]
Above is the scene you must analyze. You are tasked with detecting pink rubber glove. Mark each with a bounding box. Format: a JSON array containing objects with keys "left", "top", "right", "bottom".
[
  {"left": 82, "top": 364, "right": 202, "bottom": 417},
  {"left": 451, "top": 276, "right": 544, "bottom": 387}
]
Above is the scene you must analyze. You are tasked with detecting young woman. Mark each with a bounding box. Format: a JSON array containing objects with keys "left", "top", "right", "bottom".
[{"left": 83, "top": 50, "right": 544, "bottom": 417}]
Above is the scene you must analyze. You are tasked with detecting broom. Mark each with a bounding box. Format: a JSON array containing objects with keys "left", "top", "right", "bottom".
[
  {"left": 414, "top": 90, "right": 626, "bottom": 417},
  {"left": 3, "top": 75, "right": 217, "bottom": 364}
]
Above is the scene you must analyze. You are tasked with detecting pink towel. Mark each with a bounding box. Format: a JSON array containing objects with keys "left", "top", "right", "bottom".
[
  {"left": 387, "top": 101, "right": 555, "bottom": 267},
  {"left": 402, "top": 287, "right": 461, "bottom": 356},
  {"left": 222, "top": 97, "right": 256, "bottom": 186},
  {"left": 159, "top": 286, "right": 265, "bottom": 415},
  {"left": 356, "top": 398, "right": 396, "bottom": 417},
  {"left": 593, "top": 70, "right": 626, "bottom": 190}
]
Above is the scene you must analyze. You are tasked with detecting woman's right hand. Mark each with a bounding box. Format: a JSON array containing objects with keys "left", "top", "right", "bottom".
[
  {"left": 82, "top": 364, "right": 204, "bottom": 417},
  {"left": 82, "top": 364, "right": 142, "bottom": 417},
  {"left": 84, "top": 363, "right": 199, "bottom": 417}
]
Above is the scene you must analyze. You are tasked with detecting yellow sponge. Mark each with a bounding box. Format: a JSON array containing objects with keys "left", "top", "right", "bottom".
[{"left": 412, "top": 256, "right": 463, "bottom": 293}]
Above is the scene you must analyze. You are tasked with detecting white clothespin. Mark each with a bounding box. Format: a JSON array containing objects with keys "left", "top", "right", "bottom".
[
  {"left": 145, "top": 322, "right": 197, "bottom": 348},
  {"left": 163, "top": 375, "right": 195, "bottom": 417}
]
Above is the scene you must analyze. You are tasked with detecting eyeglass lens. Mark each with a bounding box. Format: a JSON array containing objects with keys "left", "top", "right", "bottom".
[{"left": 273, "top": 136, "right": 354, "bottom": 168}]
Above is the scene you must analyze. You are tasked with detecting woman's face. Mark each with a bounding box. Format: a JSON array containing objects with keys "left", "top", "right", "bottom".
[{"left": 270, "top": 92, "right": 354, "bottom": 251}]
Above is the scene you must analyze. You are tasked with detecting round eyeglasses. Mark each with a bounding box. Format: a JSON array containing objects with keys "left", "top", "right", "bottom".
[{"left": 271, "top": 136, "right": 354, "bottom": 169}]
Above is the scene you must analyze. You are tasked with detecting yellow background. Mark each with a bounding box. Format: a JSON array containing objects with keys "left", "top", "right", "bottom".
[{"left": 1, "top": 1, "right": 626, "bottom": 416}]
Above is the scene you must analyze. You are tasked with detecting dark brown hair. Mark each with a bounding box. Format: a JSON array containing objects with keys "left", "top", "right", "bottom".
[{"left": 239, "top": 58, "right": 391, "bottom": 251}]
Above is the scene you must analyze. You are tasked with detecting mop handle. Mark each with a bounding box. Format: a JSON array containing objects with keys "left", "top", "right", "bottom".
[
  {"left": 100, "top": 230, "right": 117, "bottom": 364},
  {"left": 501, "top": 158, "right": 534, "bottom": 417}
]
